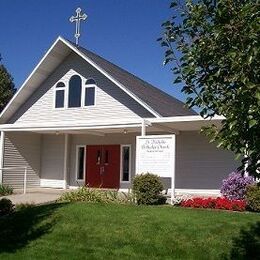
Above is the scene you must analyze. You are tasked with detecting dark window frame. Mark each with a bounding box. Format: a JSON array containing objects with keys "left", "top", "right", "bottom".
[
  {"left": 84, "top": 78, "right": 96, "bottom": 107},
  {"left": 76, "top": 146, "right": 86, "bottom": 181},
  {"left": 121, "top": 145, "right": 131, "bottom": 182},
  {"left": 68, "top": 75, "right": 82, "bottom": 108},
  {"left": 55, "top": 82, "right": 65, "bottom": 108}
]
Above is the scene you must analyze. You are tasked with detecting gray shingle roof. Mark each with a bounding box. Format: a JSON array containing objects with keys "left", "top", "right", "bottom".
[{"left": 74, "top": 43, "right": 196, "bottom": 117}]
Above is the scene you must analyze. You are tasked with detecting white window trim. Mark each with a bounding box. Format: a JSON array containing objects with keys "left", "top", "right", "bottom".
[
  {"left": 53, "top": 82, "right": 66, "bottom": 110},
  {"left": 67, "top": 75, "right": 83, "bottom": 109},
  {"left": 75, "top": 145, "right": 86, "bottom": 181},
  {"left": 82, "top": 85, "right": 96, "bottom": 107},
  {"left": 82, "top": 78, "right": 97, "bottom": 107},
  {"left": 120, "top": 144, "right": 131, "bottom": 183},
  {"left": 54, "top": 75, "right": 98, "bottom": 110}
]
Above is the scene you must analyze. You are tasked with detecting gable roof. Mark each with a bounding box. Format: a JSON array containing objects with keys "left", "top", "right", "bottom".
[
  {"left": 0, "top": 36, "right": 195, "bottom": 123},
  {"left": 73, "top": 44, "right": 196, "bottom": 117}
]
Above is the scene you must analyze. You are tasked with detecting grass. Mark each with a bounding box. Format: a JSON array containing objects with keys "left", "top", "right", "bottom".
[{"left": 0, "top": 203, "right": 259, "bottom": 259}]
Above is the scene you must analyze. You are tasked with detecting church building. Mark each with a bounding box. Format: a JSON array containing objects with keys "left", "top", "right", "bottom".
[{"left": 0, "top": 32, "right": 237, "bottom": 196}]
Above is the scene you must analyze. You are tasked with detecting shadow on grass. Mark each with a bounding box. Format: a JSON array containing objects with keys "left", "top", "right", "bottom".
[
  {"left": 228, "top": 221, "right": 260, "bottom": 260},
  {"left": 0, "top": 203, "right": 64, "bottom": 253}
]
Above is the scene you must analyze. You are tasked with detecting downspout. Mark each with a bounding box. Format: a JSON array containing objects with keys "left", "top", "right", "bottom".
[{"left": 0, "top": 131, "right": 5, "bottom": 184}]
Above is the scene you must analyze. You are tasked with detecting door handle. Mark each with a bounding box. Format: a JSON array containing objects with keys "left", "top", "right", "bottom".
[{"left": 100, "top": 166, "right": 105, "bottom": 175}]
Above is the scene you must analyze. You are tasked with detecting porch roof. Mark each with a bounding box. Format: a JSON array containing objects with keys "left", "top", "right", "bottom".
[{"left": 0, "top": 115, "right": 224, "bottom": 135}]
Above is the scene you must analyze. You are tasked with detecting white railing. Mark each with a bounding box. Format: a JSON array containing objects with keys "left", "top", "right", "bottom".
[{"left": 0, "top": 167, "right": 28, "bottom": 194}]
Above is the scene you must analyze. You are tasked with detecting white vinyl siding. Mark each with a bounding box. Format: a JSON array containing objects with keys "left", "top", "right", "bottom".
[
  {"left": 40, "top": 135, "right": 65, "bottom": 182},
  {"left": 175, "top": 131, "right": 238, "bottom": 189},
  {"left": 1, "top": 130, "right": 238, "bottom": 191},
  {"left": 3, "top": 132, "right": 41, "bottom": 189},
  {"left": 8, "top": 53, "right": 152, "bottom": 125}
]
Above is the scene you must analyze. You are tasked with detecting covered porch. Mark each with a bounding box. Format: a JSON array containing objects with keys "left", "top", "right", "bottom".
[{"left": 0, "top": 116, "right": 237, "bottom": 196}]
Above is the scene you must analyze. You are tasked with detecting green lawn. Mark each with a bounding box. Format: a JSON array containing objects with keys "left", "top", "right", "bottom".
[{"left": 0, "top": 203, "right": 259, "bottom": 260}]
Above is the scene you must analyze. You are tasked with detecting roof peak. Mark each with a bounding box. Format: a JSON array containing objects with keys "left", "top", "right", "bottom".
[{"left": 64, "top": 38, "right": 196, "bottom": 115}]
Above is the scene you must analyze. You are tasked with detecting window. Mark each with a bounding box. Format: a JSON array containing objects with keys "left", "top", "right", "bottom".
[
  {"left": 76, "top": 146, "right": 85, "bottom": 180},
  {"left": 86, "top": 79, "right": 96, "bottom": 85},
  {"left": 121, "top": 145, "right": 131, "bottom": 182},
  {"left": 55, "top": 82, "right": 65, "bottom": 108},
  {"left": 84, "top": 79, "right": 96, "bottom": 106},
  {"left": 69, "top": 75, "right": 82, "bottom": 107}
]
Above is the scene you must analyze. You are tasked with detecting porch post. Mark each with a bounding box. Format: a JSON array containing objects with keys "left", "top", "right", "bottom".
[
  {"left": 63, "top": 133, "right": 69, "bottom": 189},
  {"left": 141, "top": 119, "right": 146, "bottom": 136},
  {"left": 171, "top": 134, "right": 176, "bottom": 204},
  {"left": 0, "top": 131, "right": 5, "bottom": 184}
]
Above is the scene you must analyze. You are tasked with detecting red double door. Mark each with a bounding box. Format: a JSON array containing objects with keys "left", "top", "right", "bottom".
[{"left": 86, "top": 145, "right": 120, "bottom": 189}]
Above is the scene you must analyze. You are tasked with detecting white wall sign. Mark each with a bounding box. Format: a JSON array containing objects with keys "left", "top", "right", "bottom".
[{"left": 136, "top": 135, "right": 176, "bottom": 178}]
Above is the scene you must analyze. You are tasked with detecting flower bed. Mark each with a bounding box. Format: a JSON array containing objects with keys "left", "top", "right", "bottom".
[
  {"left": 220, "top": 172, "right": 254, "bottom": 200},
  {"left": 180, "top": 197, "right": 246, "bottom": 211}
]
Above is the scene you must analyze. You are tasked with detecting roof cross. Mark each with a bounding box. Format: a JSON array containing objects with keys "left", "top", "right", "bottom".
[{"left": 69, "top": 7, "right": 87, "bottom": 45}]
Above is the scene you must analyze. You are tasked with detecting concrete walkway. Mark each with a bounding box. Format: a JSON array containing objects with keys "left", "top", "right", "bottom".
[{"left": 2, "top": 188, "right": 66, "bottom": 205}]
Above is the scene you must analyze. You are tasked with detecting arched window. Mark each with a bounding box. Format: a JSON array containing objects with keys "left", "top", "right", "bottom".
[
  {"left": 55, "top": 82, "right": 65, "bottom": 108},
  {"left": 68, "top": 75, "right": 82, "bottom": 108},
  {"left": 86, "top": 79, "right": 96, "bottom": 85},
  {"left": 83, "top": 78, "right": 96, "bottom": 106}
]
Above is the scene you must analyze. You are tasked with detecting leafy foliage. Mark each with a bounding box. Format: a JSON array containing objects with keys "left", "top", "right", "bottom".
[
  {"left": 0, "top": 198, "right": 14, "bottom": 216},
  {"left": 132, "top": 173, "right": 166, "bottom": 205},
  {"left": 220, "top": 172, "right": 255, "bottom": 200},
  {"left": 0, "top": 184, "right": 13, "bottom": 196},
  {"left": 245, "top": 184, "right": 260, "bottom": 212},
  {"left": 0, "top": 57, "right": 16, "bottom": 112},
  {"left": 158, "top": 0, "right": 260, "bottom": 177},
  {"left": 57, "top": 187, "right": 133, "bottom": 204}
]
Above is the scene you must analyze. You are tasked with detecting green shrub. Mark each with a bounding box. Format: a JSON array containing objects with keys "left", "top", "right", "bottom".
[
  {"left": 245, "top": 184, "right": 260, "bottom": 212},
  {"left": 0, "top": 198, "right": 14, "bottom": 216},
  {"left": 57, "top": 187, "right": 134, "bottom": 204},
  {"left": 132, "top": 173, "right": 166, "bottom": 205},
  {"left": 104, "top": 190, "right": 134, "bottom": 204},
  {"left": 58, "top": 187, "right": 105, "bottom": 203},
  {"left": 0, "top": 184, "right": 13, "bottom": 196}
]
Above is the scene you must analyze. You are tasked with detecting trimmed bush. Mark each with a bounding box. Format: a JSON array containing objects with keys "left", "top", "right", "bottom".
[
  {"left": 0, "top": 198, "right": 14, "bottom": 216},
  {"left": 0, "top": 184, "right": 13, "bottom": 196},
  {"left": 245, "top": 184, "right": 260, "bottom": 212},
  {"left": 58, "top": 187, "right": 134, "bottom": 204},
  {"left": 132, "top": 173, "right": 166, "bottom": 205},
  {"left": 58, "top": 187, "right": 106, "bottom": 203},
  {"left": 220, "top": 172, "right": 254, "bottom": 200}
]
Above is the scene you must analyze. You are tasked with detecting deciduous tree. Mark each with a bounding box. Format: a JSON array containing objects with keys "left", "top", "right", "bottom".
[{"left": 158, "top": 0, "right": 260, "bottom": 177}]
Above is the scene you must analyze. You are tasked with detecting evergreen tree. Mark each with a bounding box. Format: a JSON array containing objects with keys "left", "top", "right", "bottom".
[{"left": 0, "top": 56, "right": 16, "bottom": 112}]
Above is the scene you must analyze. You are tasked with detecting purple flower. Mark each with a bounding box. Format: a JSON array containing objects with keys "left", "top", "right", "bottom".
[{"left": 220, "top": 172, "right": 255, "bottom": 200}]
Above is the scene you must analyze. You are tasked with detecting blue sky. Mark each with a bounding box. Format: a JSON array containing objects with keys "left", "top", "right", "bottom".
[{"left": 0, "top": 0, "right": 185, "bottom": 102}]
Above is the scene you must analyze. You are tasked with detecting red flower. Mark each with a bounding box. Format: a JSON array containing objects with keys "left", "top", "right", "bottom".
[{"left": 180, "top": 197, "right": 245, "bottom": 211}]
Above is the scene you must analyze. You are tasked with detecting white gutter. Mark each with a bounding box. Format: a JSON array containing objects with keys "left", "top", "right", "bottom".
[
  {"left": 0, "top": 123, "right": 146, "bottom": 132},
  {"left": 147, "top": 115, "right": 225, "bottom": 123},
  {"left": 0, "top": 115, "right": 224, "bottom": 132}
]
